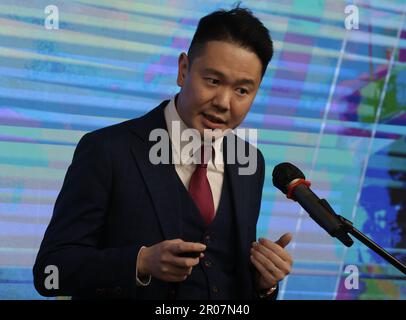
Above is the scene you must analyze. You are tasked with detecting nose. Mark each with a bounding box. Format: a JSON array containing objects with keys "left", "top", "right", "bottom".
[{"left": 212, "top": 90, "right": 231, "bottom": 112}]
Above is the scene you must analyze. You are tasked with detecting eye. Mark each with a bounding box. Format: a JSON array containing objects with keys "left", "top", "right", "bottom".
[
  {"left": 205, "top": 78, "right": 219, "bottom": 85},
  {"left": 236, "top": 88, "right": 249, "bottom": 95}
]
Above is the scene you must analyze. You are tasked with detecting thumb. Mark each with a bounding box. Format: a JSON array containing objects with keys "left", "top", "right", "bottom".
[{"left": 275, "top": 233, "right": 293, "bottom": 248}]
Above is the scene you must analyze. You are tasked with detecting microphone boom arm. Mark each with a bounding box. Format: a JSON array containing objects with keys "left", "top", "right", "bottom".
[{"left": 318, "top": 197, "right": 406, "bottom": 275}]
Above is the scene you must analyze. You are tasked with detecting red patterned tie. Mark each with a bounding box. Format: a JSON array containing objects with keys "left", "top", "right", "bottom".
[{"left": 188, "top": 147, "right": 215, "bottom": 225}]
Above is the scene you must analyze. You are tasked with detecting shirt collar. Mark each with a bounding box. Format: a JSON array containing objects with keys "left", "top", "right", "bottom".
[{"left": 164, "top": 96, "right": 225, "bottom": 168}]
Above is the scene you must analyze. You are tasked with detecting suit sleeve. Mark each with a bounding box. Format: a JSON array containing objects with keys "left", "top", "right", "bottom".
[{"left": 33, "top": 131, "right": 143, "bottom": 298}]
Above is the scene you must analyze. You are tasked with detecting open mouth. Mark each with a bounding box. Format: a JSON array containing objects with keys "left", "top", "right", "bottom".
[{"left": 202, "top": 112, "right": 226, "bottom": 124}]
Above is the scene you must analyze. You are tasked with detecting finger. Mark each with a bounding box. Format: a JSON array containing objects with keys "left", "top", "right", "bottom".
[
  {"left": 275, "top": 233, "right": 293, "bottom": 248},
  {"left": 170, "top": 241, "right": 206, "bottom": 255},
  {"left": 159, "top": 263, "right": 192, "bottom": 277},
  {"left": 168, "top": 238, "right": 184, "bottom": 244},
  {"left": 250, "top": 247, "right": 279, "bottom": 276},
  {"left": 251, "top": 248, "right": 287, "bottom": 282},
  {"left": 250, "top": 254, "right": 278, "bottom": 286},
  {"left": 257, "top": 238, "right": 292, "bottom": 262},
  {"left": 166, "top": 265, "right": 193, "bottom": 277},
  {"left": 252, "top": 242, "right": 288, "bottom": 271},
  {"left": 170, "top": 255, "right": 201, "bottom": 268}
]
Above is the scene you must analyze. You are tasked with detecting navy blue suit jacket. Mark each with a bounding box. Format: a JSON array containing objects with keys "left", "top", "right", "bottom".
[{"left": 33, "top": 101, "right": 275, "bottom": 299}]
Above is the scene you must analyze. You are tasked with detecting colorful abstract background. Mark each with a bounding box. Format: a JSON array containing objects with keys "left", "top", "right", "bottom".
[{"left": 0, "top": 0, "right": 405, "bottom": 299}]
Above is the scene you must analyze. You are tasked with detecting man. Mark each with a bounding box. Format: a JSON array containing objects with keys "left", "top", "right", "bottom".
[{"left": 33, "top": 6, "right": 293, "bottom": 300}]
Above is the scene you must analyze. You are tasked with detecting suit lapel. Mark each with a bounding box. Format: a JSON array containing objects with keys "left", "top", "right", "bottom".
[{"left": 129, "top": 101, "right": 182, "bottom": 240}]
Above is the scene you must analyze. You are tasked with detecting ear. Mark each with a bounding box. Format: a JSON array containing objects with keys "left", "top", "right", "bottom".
[{"left": 177, "top": 52, "right": 189, "bottom": 87}]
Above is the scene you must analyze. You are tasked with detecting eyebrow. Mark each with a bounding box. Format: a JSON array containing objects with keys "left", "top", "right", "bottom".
[{"left": 203, "top": 68, "right": 256, "bottom": 87}]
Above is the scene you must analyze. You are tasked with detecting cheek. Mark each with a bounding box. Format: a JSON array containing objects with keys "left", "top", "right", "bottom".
[
  {"left": 186, "top": 80, "right": 209, "bottom": 103},
  {"left": 190, "top": 93, "right": 213, "bottom": 116}
]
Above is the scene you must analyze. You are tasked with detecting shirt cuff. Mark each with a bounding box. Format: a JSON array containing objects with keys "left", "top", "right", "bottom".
[
  {"left": 136, "top": 246, "right": 151, "bottom": 286},
  {"left": 258, "top": 283, "right": 278, "bottom": 298}
]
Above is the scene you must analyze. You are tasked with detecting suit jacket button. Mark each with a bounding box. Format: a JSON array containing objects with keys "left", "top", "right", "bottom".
[
  {"left": 204, "top": 260, "right": 212, "bottom": 268},
  {"left": 212, "top": 286, "right": 219, "bottom": 293}
]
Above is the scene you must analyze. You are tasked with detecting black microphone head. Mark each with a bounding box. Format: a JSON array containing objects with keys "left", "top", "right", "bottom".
[{"left": 272, "top": 162, "right": 306, "bottom": 194}]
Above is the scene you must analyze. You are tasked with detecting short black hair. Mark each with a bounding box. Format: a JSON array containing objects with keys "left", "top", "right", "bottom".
[{"left": 187, "top": 6, "right": 273, "bottom": 77}]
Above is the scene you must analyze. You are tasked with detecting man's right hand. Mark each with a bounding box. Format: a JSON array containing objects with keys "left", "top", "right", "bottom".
[{"left": 137, "top": 239, "right": 206, "bottom": 282}]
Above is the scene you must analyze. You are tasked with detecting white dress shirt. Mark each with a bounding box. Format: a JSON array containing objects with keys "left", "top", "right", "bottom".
[{"left": 164, "top": 97, "right": 225, "bottom": 213}]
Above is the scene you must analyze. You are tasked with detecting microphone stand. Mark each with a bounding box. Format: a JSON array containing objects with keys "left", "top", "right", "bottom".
[{"left": 318, "top": 199, "right": 406, "bottom": 275}]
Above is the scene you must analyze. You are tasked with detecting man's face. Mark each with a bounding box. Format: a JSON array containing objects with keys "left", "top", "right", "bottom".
[{"left": 176, "top": 41, "right": 263, "bottom": 137}]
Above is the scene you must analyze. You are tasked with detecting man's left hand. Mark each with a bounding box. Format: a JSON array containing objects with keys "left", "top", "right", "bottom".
[{"left": 250, "top": 233, "right": 293, "bottom": 290}]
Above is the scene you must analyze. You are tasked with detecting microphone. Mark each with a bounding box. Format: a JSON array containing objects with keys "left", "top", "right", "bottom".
[{"left": 272, "top": 162, "right": 354, "bottom": 247}]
